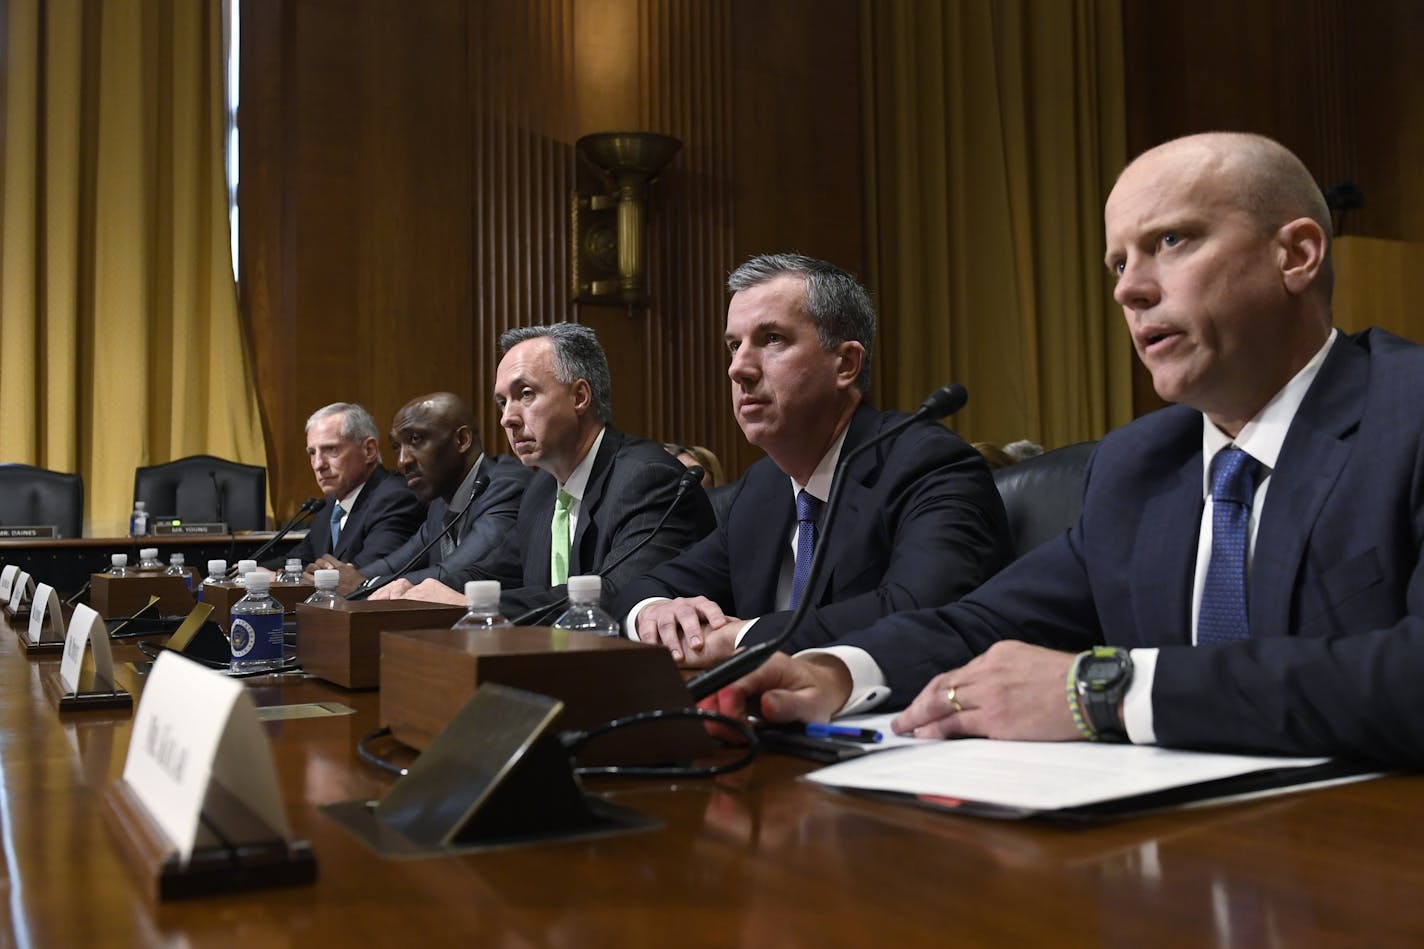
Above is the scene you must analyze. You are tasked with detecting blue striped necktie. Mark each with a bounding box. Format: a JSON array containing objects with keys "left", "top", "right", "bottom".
[{"left": 790, "top": 489, "right": 822, "bottom": 609}]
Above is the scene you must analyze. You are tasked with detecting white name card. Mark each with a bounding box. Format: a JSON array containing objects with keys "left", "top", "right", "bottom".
[
  {"left": 27, "top": 583, "right": 65, "bottom": 645},
  {"left": 0, "top": 564, "right": 17, "bottom": 599},
  {"left": 122, "top": 652, "right": 292, "bottom": 862},
  {"left": 59, "top": 603, "right": 114, "bottom": 692},
  {"left": 7, "top": 570, "right": 32, "bottom": 612}
]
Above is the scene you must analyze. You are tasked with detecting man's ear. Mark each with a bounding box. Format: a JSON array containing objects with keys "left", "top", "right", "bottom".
[
  {"left": 360, "top": 436, "right": 380, "bottom": 465},
  {"left": 1278, "top": 217, "right": 1328, "bottom": 295},
  {"left": 571, "top": 379, "right": 592, "bottom": 415},
  {"left": 453, "top": 424, "right": 475, "bottom": 454},
  {"left": 835, "top": 342, "right": 866, "bottom": 390}
]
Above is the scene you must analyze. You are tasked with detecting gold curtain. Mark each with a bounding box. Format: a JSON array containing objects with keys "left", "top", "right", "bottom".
[
  {"left": 0, "top": 0, "right": 268, "bottom": 536},
  {"left": 863, "top": 0, "right": 1134, "bottom": 449}
]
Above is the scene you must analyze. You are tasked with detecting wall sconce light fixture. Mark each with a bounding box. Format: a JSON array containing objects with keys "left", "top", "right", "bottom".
[{"left": 570, "top": 131, "right": 681, "bottom": 306}]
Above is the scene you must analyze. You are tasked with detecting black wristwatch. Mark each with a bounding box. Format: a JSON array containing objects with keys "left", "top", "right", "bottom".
[{"left": 1073, "top": 646, "right": 1133, "bottom": 742}]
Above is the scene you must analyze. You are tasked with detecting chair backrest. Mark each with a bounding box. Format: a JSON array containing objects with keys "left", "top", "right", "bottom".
[
  {"left": 991, "top": 441, "right": 1097, "bottom": 558},
  {"left": 133, "top": 454, "right": 268, "bottom": 532},
  {"left": 705, "top": 477, "right": 743, "bottom": 528},
  {"left": 0, "top": 464, "right": 84, "bottom": 538}
]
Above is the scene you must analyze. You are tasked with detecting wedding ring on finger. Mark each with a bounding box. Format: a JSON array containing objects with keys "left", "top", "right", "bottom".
[{"left": 946, "top": 685, "right": 965, "bottom": 714}]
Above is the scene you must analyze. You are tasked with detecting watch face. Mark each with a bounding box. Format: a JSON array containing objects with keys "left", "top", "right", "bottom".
[{"left": 1083, "top": 655, "right": 1127, "bottom": 690}]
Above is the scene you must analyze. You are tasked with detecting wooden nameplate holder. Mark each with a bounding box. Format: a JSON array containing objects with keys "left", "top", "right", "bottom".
[
  {"left": 297, "top": 600, "right": 465, "bottom": 689},
  {"left": 379, "top": 626, "right": 716, "bottom": 767},
  {"left": 90, "top": 572, "right": 198, "bottom": 618},
  {"left": 204, "top": 582, "right": 315, "bottom": 631},
  {"left": 43, "top": 665, "right": 133, "bottom": 712},
  {"left": 101, "top": 779, "right": 316, "bottom": 901},
  {"left": 17, "top": 607, "right": 68, "bottom": 655}
]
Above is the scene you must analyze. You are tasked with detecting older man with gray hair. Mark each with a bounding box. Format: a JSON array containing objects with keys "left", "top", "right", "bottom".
[{"left": 264, "top": 402, "right": 423, "bottom": 569}]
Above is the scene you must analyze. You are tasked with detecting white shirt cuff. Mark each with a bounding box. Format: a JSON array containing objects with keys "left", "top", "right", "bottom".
[
  {"left": 1123, "top": 647, "right": 1159, "bottom": 745},
  {"left": 732, "top": 616, "right": 760, "bottom": 646},
  {"left": 799, "top": 645, "right": 891, "bottom": 717},
  {"left": 624, "top": 597, "right": 668, "bottom": 640}
]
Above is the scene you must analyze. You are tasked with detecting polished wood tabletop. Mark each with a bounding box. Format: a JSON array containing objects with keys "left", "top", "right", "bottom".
[{"left": 2, "top": 611, "right": 1423, "bottom": 947}]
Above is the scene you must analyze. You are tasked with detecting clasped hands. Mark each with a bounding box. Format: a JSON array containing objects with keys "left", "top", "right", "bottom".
[
  {"left": 635, "top": 596, "right": 748, "bottom": 666},
  {"left": 707, "top": 641, "right": 1085, "bottom": 742}
]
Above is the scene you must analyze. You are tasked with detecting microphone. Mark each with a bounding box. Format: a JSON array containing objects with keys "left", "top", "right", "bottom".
[
  {"left": 208, "top": 470, "right": 227, "bottom": 528},
  {"left": 238, "top": 497, "right": 323, "bottom": 572},
  {"left": 686, "top": 384, "right": 969, "bottom": 701},
  {"left": 509, "top": 465, "right": 706, "bottom": 626},
  {"left": 347, "top": 473, "right": 491, "bottom": 601}
]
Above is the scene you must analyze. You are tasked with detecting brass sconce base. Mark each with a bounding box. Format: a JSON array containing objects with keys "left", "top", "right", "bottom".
[{"left": 570, "top": 131, "right": 681, "bottom": 306}]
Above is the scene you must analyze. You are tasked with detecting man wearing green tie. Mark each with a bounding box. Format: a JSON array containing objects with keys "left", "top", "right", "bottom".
[{"left": 399, "top": 323, "right": 717, "bottom": 621}]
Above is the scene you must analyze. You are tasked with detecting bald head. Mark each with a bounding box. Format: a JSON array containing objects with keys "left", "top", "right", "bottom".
[
  {"left": 1115, "top": 132, "right": 1333, "bottom": 296},
  {"left": 390, "top": 392, "right": 481, "bottom": 504},
  {"left": 1104, "top": 133, "right": 1334, "bottom": 436}
]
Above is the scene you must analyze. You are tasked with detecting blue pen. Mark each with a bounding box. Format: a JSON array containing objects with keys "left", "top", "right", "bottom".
[{"left": 804, "top": 722, "right": 883, "bottom": 743}]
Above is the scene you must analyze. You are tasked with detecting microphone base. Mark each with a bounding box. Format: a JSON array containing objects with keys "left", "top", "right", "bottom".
[
  {"left": 380, "top": 626, "right": 715, "bottom": 767},
  {"left": 297, "top": 600, "right": 467, "bottom": 689}
]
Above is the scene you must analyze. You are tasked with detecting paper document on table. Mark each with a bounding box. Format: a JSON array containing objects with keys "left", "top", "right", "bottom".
[
  {"left": 834, "top": 713, "right": 937, "bottom": 750},
  {"left": 805, "top": 739, "right": 1336, "bottom": 812}
]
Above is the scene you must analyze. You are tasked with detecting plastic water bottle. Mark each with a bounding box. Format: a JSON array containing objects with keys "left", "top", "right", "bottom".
[
  {"left": 129, "top": 501, "right": 149, "bottom": 537},
  {"left": 233, "top": 560, "right": 259, "bottom": 587},
  {"left": 108, "top": 553, "right": 129, "bottom": 578},
  {"left": 137, "top": 547, "right": 163, "bottom": 570},
  {"left": 165, "top": 553, "right": 193, "bottom": 590},
  {"left": 277, "top": 558, "right": 305, "bottom": 584},
  {"left": 200, "top": 559, "right": 229, "bottom": 602},
  {"left": 551, "top": 575, "right": 619, "bottom": 637},
  {"left": 303, "top": 569, "right": 342, "bottom": 608},
  {"left": 229, "top": 572, "right": 284, "bottom": 674},
  {"left": 453, "top": 580, "right": 511, "bottom": 629}
]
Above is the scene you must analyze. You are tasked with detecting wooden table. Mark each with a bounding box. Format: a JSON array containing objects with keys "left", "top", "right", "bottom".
[{"left": 3, "top": 612, "right": 1423, "bottom": 946}]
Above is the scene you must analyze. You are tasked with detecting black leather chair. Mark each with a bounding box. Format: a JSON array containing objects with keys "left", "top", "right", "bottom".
[
  {"left": 991, "top": 441, "right": 1097, "bottom": 558},
  {"left": 133, "top": 454, "right": 267, "bottom": 532},
  {"left": 705, "top": 477, "right": 744, "bottom": 528},
  {"left": 0, "top": 463, "right": 84, "bottom": 537}
]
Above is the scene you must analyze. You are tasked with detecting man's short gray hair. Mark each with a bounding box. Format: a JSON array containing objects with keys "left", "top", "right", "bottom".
[
  {"left": 305, "top": 403, "right": 380, "bottom": 443},
  {"left": 727, "top": 253, "right": 875, "bottom": 393},
  {"left": 498, "top": 323, "right": 614, "bottom": 424}
]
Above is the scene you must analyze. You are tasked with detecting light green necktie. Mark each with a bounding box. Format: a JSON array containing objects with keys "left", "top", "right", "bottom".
[{"left": 550, "top": 489, "right": 573, "bottom": 586}]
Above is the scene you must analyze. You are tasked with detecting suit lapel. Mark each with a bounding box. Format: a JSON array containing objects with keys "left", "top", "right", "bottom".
[
  {"left": 1130, "top": 442, "right": 1203, "bottom": 647},
  {"left": 1250, "top": 338, "right": 1366, "bottom": 638},
  {"left": 806, "top": 405, "right": 878, "bottom": 605},
  {"left": 569, "top": 428, "right": 621, "bottom": 574},
  {"left": 330, "top": 467, "right": 383, "bottom": 560},
  {"left": 733, "top": 470, "right": 795, "bottom": 614}
]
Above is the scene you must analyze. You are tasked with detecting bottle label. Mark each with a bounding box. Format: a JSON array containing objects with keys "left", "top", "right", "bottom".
[{"left": 229, "top": 611, "right": 283, "bottom": 662}]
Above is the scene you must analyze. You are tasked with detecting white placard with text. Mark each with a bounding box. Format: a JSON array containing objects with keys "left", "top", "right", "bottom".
[
  {"left": 7, "top": 570, "right": 32, "bottom": 612},
  {"left": 27, "top": 583, "right": 65, "bottom": 645},
  {"left": 0, "top": 564, "right": 16, "bottom": 599},
  {"left": 121, "top": 652, "right": 292, "bottom": 862},
  {"left": 59, "top": 603, "right": 112, "bottom": 691}
]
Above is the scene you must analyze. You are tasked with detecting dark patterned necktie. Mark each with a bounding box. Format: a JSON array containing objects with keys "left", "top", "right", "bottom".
[
  {"left": 789, "top": 489, "right": 822, "bottom": 609},
  {"left": 1198, "top": 446, "right": 1263, "bottom": 644}
]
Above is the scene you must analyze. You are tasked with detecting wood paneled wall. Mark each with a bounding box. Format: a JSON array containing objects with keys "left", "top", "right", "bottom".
[{"left": 240, "top": 0, "right": 863, "bottom": 518}]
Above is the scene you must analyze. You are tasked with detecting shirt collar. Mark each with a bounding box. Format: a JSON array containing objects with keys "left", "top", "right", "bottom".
[
  {"left": 560, "top": 427, "right": 606, "bottom": 502},
  {"left": 1200, "top": 328, "right": 1337, "bottom": 496},
  {"left": 337, "top": 478, "right": 367, "bottom": 511},
  {"left": 789, "top": 421, "right": 852, "bottom": 504}
]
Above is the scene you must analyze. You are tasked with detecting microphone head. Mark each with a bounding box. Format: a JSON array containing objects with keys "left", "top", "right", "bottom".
[
  {"left": 679, "top": 466, "right": 705, "bottom": 492},
  {"left": 454, "top": 473, "right": 493, "bottom": 515},
  {"left": 301, "top": 497, "right": 322, "bottom": 513},
  {"left": 919, "top": 383, "right": 968, "bottom": 420}
]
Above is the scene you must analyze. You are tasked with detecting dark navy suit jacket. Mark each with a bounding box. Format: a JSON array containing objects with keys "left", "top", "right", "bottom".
[
  {"left": 845, "top": 329, "right": 1424, "bottom": 765},
  {"left": 264, "top": 465, "right": 422, "bottom": 569},
  {"left": 614, "top": 403, "right": 1014, "bottom": 652}
]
